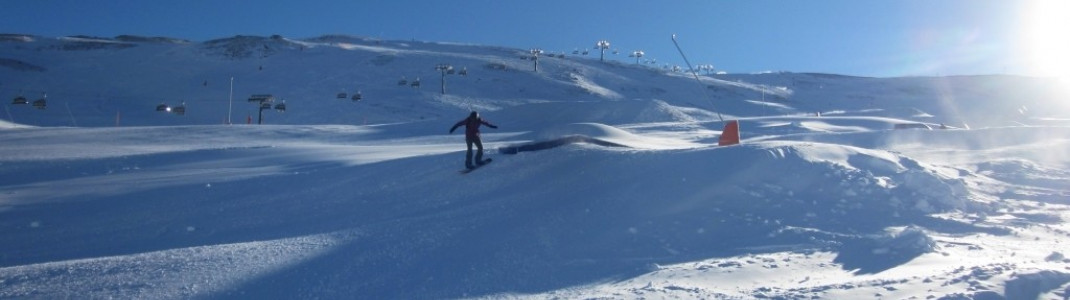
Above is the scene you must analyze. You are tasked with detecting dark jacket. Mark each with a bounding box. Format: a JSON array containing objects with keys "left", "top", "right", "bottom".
[{"left": 450, "top": 114, "right": 497, "bottom": 139}]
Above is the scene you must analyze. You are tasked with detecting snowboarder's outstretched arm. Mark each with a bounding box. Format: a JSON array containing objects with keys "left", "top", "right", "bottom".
[
  {"left": 481, "top": 119, "right": 498, "bottom": 129},
  {"left": 449, "top": 119, "right": 465, "bottom": 134}
]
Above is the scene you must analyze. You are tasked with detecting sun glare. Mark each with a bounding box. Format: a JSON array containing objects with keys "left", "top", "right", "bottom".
[{"left": 1022, "top": 0, "right": 1070, "bottom": 78}]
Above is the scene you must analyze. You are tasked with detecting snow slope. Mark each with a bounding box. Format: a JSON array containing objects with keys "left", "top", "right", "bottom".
[{"left": 1, "top": 34, "right": 1069, "bottom": 299}]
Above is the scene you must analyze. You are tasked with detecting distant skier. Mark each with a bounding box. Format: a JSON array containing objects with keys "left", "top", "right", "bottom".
[{"left": 449, "top": 111, "right": 498, "bottom": 169}]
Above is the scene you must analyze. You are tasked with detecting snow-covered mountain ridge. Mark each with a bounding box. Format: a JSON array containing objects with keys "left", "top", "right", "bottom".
[{"left": 2, "top": 34, "right": 1066, "bottom": 128}]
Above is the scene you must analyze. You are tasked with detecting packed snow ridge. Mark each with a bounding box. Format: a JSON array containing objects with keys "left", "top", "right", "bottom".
[{"left": 1, "top": 33, "right": 1069, "bottom": 299}]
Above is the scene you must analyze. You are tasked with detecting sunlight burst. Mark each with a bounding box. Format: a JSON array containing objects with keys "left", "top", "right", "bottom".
[{"left": 1022, "top": 0, "right": 1070, "bottom": 78}]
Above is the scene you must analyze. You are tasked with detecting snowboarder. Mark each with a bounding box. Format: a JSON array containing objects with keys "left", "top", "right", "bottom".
[{"left": 449, "top": 111, "right": 498, "bottom": 169}]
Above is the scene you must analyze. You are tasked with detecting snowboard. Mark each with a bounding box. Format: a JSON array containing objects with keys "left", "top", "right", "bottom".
[{"left": 459, "top": 158, "right": 493, "bottom": 174}]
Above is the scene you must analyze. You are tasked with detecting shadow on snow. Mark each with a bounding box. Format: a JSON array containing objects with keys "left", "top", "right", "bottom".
[{"left": 0, "top": 143, "right": 1010, "bottom": 298}]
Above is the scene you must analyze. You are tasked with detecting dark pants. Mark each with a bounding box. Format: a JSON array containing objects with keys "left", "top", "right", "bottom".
[{"left": 465, "top": 136, "right": 484, "bottom": 167}]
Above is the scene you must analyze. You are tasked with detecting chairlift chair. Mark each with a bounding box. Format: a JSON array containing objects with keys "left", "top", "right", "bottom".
[
  {"left": 352, "top": 92, "right": 362, "bottom": 101},
  {"left": 31, "top": 93, "right": 46, "bottom": 109},
  {"left": 458, "top": 67, "right": 468, "bottom": 76},
  {"left": 12, "top": 96, "right": 28, "bottom": 105},
  {"left": 337, "top": 92, "right": 347, "bottom": 99},
  {"left": 260, "top": 102, "right": 271, "bottom": 110},
  {"left": 274, "top": 101, "right": 286, "bottom": 112},
  {"left": 411, "top": 78, "right": 420, "bottom": 87},
  {"left": 172, "top": 103, "right": 186, "bottom": 115},
  {"left": 398, "top": 77, "right": 408, "bottom": 86},
  {"left": 248, "top": 94, "right": 274, "bottom": 102},
  {"left": 156, "top": 103, "right": 169, "bottom": 112}
]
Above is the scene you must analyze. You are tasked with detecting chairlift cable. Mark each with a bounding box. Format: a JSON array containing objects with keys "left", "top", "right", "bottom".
[
  {"left": 65, "top": 101, "right": 78, "bottom": 126},
  {"left": 3, "top": 105, "right": 14, "bottom": 124}
]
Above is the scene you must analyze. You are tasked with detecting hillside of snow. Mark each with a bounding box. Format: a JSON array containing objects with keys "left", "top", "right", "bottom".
[
  {"left": 1, "top": 34, "right": 1070, "bottom": 299},
  {"left": 3, "top": 34, "right": 1068, "bottom": 129}
]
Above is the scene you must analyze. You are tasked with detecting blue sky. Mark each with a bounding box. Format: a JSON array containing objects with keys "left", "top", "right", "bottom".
[{"left": 2, "top": 0, "right": 1067, "bottom": 77}]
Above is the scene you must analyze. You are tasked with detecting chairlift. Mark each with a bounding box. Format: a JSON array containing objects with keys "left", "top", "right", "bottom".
[
  {"left": 352, "top": 92, "right": 362, "bottom": 101},
  {"left": 172, "top": 103, "right": 186, "bottom": 115},
  {"left": 248, "top": 94, "right": 274, "bottom": 102},
  {"left": 411, "top": 78, "right": 420, "bottom": 87},
  {"left": 337, "top": 92, "right": 347, "bottom": 99},
  {"left": 274, "top": 101, "right": 286, "bottom": 112},
  {"left": 31, "top": 93, "right": 46, "bottom": 109},
  {"left": 156, "top": 103, "right": 169, "bottom": 112},
  {"left": 12, "top": 95, "right": 28, "bottom": 105}
]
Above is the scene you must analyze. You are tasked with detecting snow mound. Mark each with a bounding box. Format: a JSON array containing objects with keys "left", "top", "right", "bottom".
[
  {"left": 473, "top": 140, "right": 980, "bottom": 296},
  {"left": 634, "top": 99, "right": 720, "bottom": 124},
  {"left": 834, "top": 226, "right": 937, "bottom": 274},
  {"left": 793, "top": 120, "right": 871, "bottom": 133},
  {"left": 529, "top": 122, "right": 634, "bottom": 140},
  {"left": 519, "top": 122, "right": 696, "bottom": 149},
  {"left": 499, "top": 99, "right": 719, "bottom": 131},
  {"left": 1045, "top": 252, "right": 1066, "bottom": 262},
  {"left": 0, "top": 119, "right": 26, "bottom": 129},
  {"left": 756, "top": 141, "right": 970, "bottom": 213},
  {"left": 977, "top": 159, "right": 1070, "bottom": 192},
  {"left": 0, "top": 34, "right": 34, "bottom": 42},
  {"left": 1004, "top": 270, "right": 1070, "bottom": 300},
  {"left": 567, "top": 73, "right": 622, "bottom": 99},
  {"left": 202, "top": 35, "right": 303, "bottom": 59}
]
